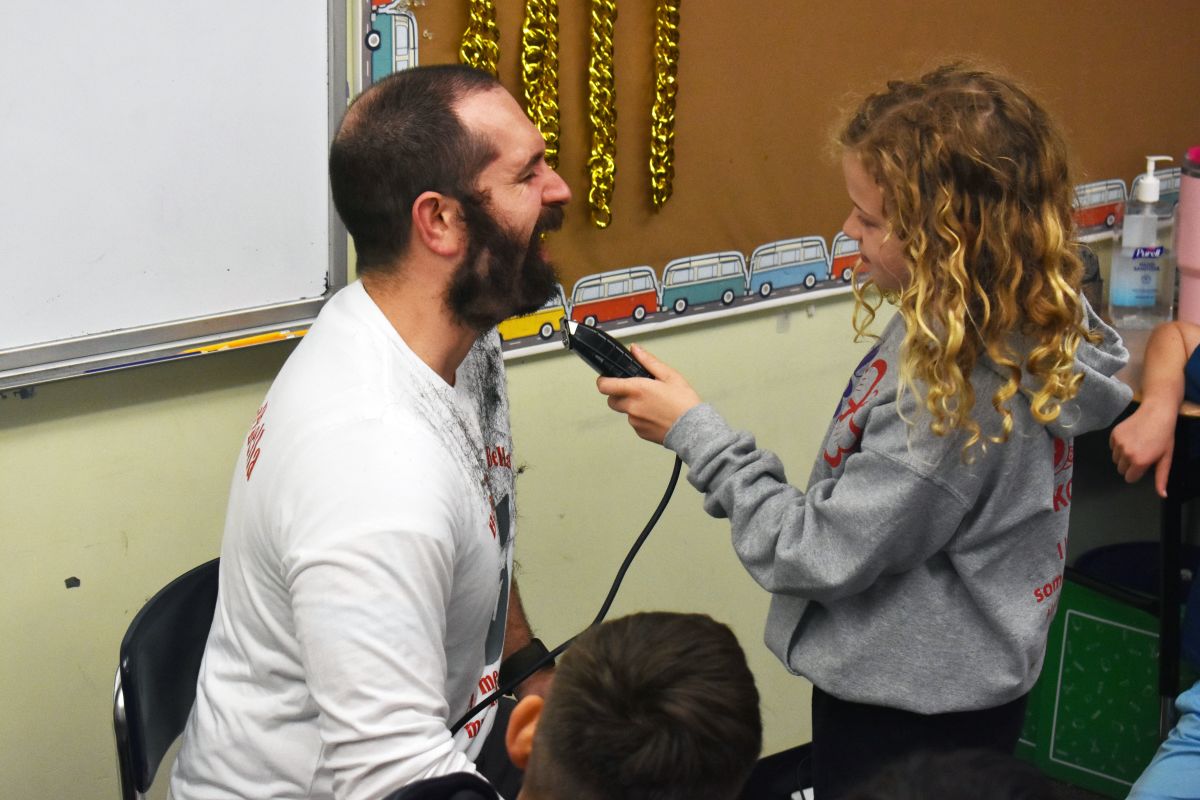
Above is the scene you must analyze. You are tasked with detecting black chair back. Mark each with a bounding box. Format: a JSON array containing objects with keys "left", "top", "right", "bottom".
[{"left": 114, "top": 558, "right": 219, "bottom": 799}]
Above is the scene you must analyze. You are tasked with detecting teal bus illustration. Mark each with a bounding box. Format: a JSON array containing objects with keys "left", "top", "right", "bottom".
[
  {"left": 658, "top": 251, "right": 748, "bottom": 314},
  {"left": 748, "top": 236, "right": 830, "bottom": 297},
  {"left": 366, "top": 3, "right": 419, "bottom": 82}
]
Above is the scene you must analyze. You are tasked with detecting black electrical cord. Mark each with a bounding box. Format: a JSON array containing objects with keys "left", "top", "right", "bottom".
[{"left": 449, "top": 454, "right": 683, "bottom": 736}]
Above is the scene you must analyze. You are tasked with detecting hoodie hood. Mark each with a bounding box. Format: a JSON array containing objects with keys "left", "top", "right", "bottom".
[{"left": 985, "top": 295, "right": 1132, "bottom": 438}]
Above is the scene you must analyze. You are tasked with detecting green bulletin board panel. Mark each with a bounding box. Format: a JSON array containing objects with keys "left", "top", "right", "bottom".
[
  {"left": 1051, "top": 609, "right": 1160, "bottom": 781},
  {"left": 1018, "top": 578, "right": 1195, "bottom": 797}
]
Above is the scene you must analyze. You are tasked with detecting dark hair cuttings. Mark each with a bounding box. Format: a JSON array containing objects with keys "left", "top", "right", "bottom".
[
  {"left": 526, "top": 612, "right": 763, "bottom": 800},
  {"left": 842, "top": 748, "right": 1056, "bottom": 800},
  {"left": 328, "top": 65, "right": 500, "bottom": 274}
]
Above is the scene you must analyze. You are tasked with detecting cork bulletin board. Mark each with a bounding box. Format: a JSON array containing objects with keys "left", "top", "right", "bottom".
[{"left": 384, "top": 0, "right": 1199, "bottom": 296}]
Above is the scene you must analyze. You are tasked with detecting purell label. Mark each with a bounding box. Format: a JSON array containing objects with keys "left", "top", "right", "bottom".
[{"left": 1111, "top": 245, "right": 1170, "bottom": 308}]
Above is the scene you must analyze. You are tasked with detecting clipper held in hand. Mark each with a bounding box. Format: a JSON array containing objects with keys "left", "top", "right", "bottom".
[{"left": 560, "top": 318, "right": 652, "bottom": 379}]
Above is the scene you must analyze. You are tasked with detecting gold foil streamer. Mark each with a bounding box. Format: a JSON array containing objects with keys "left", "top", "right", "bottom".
[
  {"left": 649, "top": 0, "right": 680, "bottom": 208},
  {"left": 521, "top": 0, "right": 560, "bottom": 169},
  {"left": 460, "top": 0, "right": 500, "bottom": 77},
  {"left": 587, "top": 0, "right": 618, "bottom": 228}
]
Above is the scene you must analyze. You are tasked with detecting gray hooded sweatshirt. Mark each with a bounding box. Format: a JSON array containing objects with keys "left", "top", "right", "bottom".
[{"left": 664, "top": 303, "right": 1132, "bottom": 713}]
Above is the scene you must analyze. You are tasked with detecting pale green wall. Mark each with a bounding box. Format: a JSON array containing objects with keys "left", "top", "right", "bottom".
[
  {"left": 0, "top": 344, "right": 294, "bottom": 798},
  {"left": 507, "top": 295, "right": 878, "bottom": 760},
  {"left": 0, "top": 293, "right": 874, "bottom": 797},
  {"left": 3, "top": 277, "right": 1174, "bottom": 797}
]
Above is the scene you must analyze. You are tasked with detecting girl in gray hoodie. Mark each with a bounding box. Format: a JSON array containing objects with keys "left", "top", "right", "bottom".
[{"left": 597, "top": 64, "right": 1133, "bottom": 799}]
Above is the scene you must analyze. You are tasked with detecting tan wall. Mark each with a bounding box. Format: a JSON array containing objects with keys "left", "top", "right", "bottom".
[{"left": 415, "top": 0, "right": 1200, "bottom": 289}]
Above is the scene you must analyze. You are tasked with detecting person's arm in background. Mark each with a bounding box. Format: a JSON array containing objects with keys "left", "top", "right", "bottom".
[
  {"left": 1110, "top": 321, "right": 1200, "bottom": 497},
  {"left": 502, "top": 580, "right": 554, "bottom": 699}
]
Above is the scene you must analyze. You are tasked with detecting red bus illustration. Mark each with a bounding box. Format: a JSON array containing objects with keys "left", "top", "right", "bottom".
[
  {"left": 569, "top": 266, "right": 659, "bottom": 327},
  {"left": 1072, "top": 179, "right": 1126, "bottom": 233},
  {"left": 830, "top": 232, "right": 860, "bottom": 283}
]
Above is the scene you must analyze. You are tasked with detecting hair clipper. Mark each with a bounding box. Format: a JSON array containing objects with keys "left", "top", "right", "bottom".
[{"left": 560, "top": 318, "right": 652, "bottom": 379}]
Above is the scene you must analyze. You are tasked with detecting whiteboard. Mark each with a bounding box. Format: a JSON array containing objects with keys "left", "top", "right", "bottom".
[{"left": 0, "top": 1, "right": 348, "bottom": 390}]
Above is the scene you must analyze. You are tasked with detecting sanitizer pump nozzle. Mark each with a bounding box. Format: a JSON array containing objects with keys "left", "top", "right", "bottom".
[{"left": 1134, "top": 155, "right": 1173, "bottom": 202}]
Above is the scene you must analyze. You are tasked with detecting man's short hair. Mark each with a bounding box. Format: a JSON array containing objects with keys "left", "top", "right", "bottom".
[
  {"left": 328, "top": 65, "right": 500, "bottom": 274},
  {"left": 525, "top": 612, "right": 762, "bottom": 800}
]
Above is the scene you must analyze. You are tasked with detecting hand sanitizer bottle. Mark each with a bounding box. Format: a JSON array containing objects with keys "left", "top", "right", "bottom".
[{"left": 1109, "top": 155, "right": 1177, "bottom": 328}]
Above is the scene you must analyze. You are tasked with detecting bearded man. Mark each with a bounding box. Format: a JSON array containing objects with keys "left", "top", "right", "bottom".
[{"left": 170, "top": 65, "right": 571, "bottom": 800}]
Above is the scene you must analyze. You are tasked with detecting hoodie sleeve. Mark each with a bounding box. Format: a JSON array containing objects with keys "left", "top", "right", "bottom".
[{"left": 664, "top": 403, "right": 970, "bottom": 602}]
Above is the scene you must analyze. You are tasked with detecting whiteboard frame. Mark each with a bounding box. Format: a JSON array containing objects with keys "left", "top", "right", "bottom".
[{"left": 0, "top": 4, "right": 350, "bottom": 392}]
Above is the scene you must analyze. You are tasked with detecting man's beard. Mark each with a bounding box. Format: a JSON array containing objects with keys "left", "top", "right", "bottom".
[{"left": 446, "top": 198, "right": 564, "bottom": 332}]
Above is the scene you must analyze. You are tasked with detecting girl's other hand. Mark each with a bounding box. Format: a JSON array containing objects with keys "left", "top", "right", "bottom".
[{"left": 596, "top": 345, "right": 702, "bottom": 444}]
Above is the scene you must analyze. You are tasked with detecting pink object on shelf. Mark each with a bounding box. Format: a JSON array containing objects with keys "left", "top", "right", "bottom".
[{"left": 1178, "top": 147, "right": 1200, "bottom": 324}]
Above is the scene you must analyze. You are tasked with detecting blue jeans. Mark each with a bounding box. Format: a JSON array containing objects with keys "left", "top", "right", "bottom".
[{"left": 1128, "top": 679, "right": 1200, "bottom": 800}]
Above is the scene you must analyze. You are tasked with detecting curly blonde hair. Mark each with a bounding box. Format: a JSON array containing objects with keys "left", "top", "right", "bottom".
[{"left": 838, "top": 64, "right": 1096, "bottom": 457}]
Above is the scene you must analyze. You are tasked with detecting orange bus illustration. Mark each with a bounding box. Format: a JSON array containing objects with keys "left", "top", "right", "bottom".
[{"left": 569, "top": 267, "right": 659, "bottom": 327}]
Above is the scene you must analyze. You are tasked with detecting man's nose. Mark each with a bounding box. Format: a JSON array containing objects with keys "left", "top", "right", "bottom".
[{"left": 544, "top": 169, "right": 572, "bottom": 206}]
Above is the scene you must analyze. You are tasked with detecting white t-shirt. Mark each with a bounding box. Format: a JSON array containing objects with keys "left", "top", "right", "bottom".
[{"left": 171, "top": 282, "right": 516, "bottom": 800}]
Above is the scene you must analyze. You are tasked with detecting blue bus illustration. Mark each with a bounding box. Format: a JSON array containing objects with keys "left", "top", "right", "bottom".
[
  {"left": 658, "top": 251, "right": 748, "bottom": 314},
  {"left": 748, "top": 236, "right": 830, "bottom": 297},
  {"left": 366, "top": 3, "right": 419, "bottom": 83}
]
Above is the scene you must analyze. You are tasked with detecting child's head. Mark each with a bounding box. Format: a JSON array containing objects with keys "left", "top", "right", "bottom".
[
  {"left": 837, "top": 64, "right": 1092, "bottom": 454},
  {"left": 507, "top": 612, "right": 762, "bottom": 800}
]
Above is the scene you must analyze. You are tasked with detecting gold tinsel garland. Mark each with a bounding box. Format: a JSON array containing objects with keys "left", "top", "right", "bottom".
[
  {"left": 649, "top": 0, "right": 680, "bottom": 208},
  {"left": 586, "top": 0, "right": 618, "bottom": 228},
  {"left": 520, "top": 0, "right": 560, "bottom": 169},
  {"left": 460, "top": 0, "right": 500, "bottom": 77}
]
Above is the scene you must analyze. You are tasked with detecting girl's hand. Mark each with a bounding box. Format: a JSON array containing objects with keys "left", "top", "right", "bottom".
[
  {"left": 596, "top": 345, "right": 702, "bottom": 444},
  {"left": 1110, "top": 402, "right": 1177, "bottom": 498}
]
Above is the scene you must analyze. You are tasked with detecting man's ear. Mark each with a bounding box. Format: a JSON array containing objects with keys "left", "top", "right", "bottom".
[
  {"left": 505, "top": 695, "right": 544, "bottom": 770},
  {"left": 411, "top": 191, "right": 465, "bottom": 258}
]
